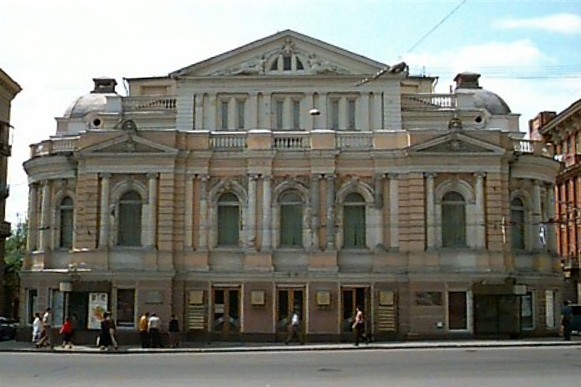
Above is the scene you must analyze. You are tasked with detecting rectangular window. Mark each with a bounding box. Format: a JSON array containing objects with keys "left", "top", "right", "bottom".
[
  {"left": 521, "top": 292, "right": 534, "bottom": 330},
  {"left": 218, "top": 206, "right": 239, "bottom": 245},
  {"left": 292, "top": 100, "right": 301, "bottom": 129},
  {"left": 276, "top": 100, "right": 284, "bottom": 130},
  {"left": 348, "top": 99, "right": 356, "bottom": 130},
  {"left": 448, "top": 291, "right": 468, "bottom": 330},
  {"left": 221, "top": 101, "right": 229, "bottom": 130},
  {"left": 51, "top": 290, "right": 65, "bottom": 326},
  {"left": 116, "top": 289, "right": 136, "bottom": 327},
  {"left": 545, "top": 290, "right": 557, "bottom": 328},
  {"left": 237, "top": 100, "right": 245, "bottom": 130},
  {"left": 331, "top": 100, "right": 339, "bottom": 130},
  {"left": 283, "top": 56, "right": 292, "bottom": 71},
  {"left": 280, "top": 206, "right": 302, "bottom": 247},
  {"left": 343, "top": 206, "right": 366, "bottom": 248}
]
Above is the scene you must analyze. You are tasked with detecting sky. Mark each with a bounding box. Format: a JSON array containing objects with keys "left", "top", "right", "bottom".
[{"left": 1, "top": 0, "right": 580, "bottom": 227}]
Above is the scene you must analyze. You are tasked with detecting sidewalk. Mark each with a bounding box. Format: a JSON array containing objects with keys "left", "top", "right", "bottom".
[{"left": 1, "top": 336, "right": 580, "bottom": 354}]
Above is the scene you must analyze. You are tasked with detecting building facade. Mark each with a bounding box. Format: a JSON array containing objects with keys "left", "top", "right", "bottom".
[
  {"left": 536, "top": 102, "right": 581, "bottom": 302},
  {"left": 21, "top": 31, "right": 563, "bottom": 342},
  {"left": 0, "top": 68, "right": 21, "bottom": 317}
]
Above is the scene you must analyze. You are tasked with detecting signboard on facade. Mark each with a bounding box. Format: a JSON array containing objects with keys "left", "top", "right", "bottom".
[{"left": 88, "top": 292, "right": 108, "bottom": 330}]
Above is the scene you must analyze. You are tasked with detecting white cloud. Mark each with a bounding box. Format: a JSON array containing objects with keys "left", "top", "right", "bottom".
[
  {"left": 496, "top": 13, "right": 581, "bottom": 35},
  {"left": 404, "top": 40, "right": 577, "bottom": 136}
]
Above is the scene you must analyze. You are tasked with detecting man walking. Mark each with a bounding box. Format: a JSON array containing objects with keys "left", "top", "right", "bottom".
[
  {"left": 148, "top": 313, "right": 162, "bottom": 348},
  {"left": 561, "top": 300, "right": 573, "bottom": 341},
  {"left": 36, "top": 307, "right": 53, "bottom": 349},
  {"left": 285, "top": 310, "right": 304, "bottom": 345},
  {"left": 139, "top": 312, "right": 150, "bottom": 348}
]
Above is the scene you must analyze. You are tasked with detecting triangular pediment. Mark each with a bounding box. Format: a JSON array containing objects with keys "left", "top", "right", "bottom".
[
  {"left": 79, "top": 133, "right": 178, "bottom": 156},
  {"left": 407, "top": 132, "right": 506, "bottom": 155},
  {"left": 171, "top": 30, "right": 387, "bottom": 78}
]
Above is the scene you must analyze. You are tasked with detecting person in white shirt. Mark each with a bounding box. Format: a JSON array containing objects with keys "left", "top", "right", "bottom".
[
  {"left": 35, "top": 307, "right": 53, "bottom": 349},
  {"left": 148, "top": 313, "right": 162, "bottom": 348},
  {"left": 285, "top": 310, "right": 304, "bottom": 345},
  {"left": 32, "top": 313, "right": 42, "bottom": 344}
]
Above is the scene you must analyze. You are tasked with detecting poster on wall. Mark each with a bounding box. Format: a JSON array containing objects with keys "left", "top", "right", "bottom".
[{"left": 88, "top": 292, "right": 108, "bottom": 330}]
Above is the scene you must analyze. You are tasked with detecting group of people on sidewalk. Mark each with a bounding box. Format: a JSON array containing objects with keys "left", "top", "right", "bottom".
[
  {"left": 284, "top": 305, "right": 369, "bottom": 346},
  {"left": 138, "top": 312, "right": 181, "bottom": 348}
]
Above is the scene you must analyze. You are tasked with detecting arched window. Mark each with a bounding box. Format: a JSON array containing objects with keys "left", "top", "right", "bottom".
[
  {"left": 59, "top": 197, "right": 74, "bottom": 249},
  {"left": 442, "top": 191, "right": 466, "bottom": 247},
  {"left": 218, "top": 193, "right": 240, "bottom": 246},
  {"left": 118, "top": 191, "right": 142, "bottom": 246},
  {"left": 280, "top": 191, "right": 303, "bottom": 247},
  {"left": 511, "top": 197, "right": 526, "bottom": 250},
  {"left": 343, "top": 193, "right": 366, "bottom": 248}
]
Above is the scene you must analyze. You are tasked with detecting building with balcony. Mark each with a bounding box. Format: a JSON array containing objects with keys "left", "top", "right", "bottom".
[
  {"left": 21, "top": 30, "right": 562, "bottom": 342},
  {"left": 0, "top": 68, "right": 21, "bottom": 317},
  {"left": 535, "top": 101, "right": 581, "bottom": 302}
]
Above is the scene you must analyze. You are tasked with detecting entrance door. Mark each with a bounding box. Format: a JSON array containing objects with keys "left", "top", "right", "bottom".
[
  {"left": 276, "top": 288, "right": 304, "bottom": 342},
  {"left": 341, "top": 287, "right": 369, "bottom": 340},
  {"left": 212, "top": 288, "right": 240, "bottom": 341}
]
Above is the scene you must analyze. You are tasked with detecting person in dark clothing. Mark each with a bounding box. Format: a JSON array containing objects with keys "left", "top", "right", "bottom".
[
  {"left": 168, "top": 315, "right": 180, "bottom": 348},
  {"left": 562, "top": 300, "right": 573, "bottom": 341},
  {"left": 99, "top": 312, "right": 114, "bottom": 350},
  {"left": 352, "top": 306, "right": 369, "bottom": 346}
]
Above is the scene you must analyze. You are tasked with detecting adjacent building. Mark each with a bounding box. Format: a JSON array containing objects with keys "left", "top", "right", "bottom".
[
  {"left": 0, "top": 68, "right": 21, "bottom": 317},
  {"left": 21, "top": 31, "right": 563, "bottom": 342},
  {"left": 536, "top": 101, "right": 581, "bottom": 302}
]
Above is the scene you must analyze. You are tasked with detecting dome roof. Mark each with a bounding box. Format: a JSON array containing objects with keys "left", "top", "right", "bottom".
[
  {"left": 456, "top": 88, "right": 511, "bottom": 115},
  {"left": 63, "top": 93, "right": 113, "bottom": 118},
  {"left": 62, "top": 77, "right": 120, "bottom": 118},
  {"left": 454, "top": 72, "right": 511, "bottom": 115}
]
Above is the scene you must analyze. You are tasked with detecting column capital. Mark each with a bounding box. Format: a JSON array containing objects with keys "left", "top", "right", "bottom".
[
  {"left": 374, "top": 173, "right": 386, "bottom": 180},
  {"left": 261, "top": 175, "right": 272, "bottom": 181},
  {"left": 388, "top": 173, "right": 399, "bottom": 180},
  {"left": 424, "top": 172, "right": 437, "bottom": 179},
  {"left": 325, "top": 174, "right": 336, "bottom": 181},
  {"left": 100, "top": 173, "right": 112, "bottom": 179},
  {"left": 147, "top": 173, "right": 159, "bottom": 180},
  {"left": 474, "top": 172, "right": 486, "bottom": 178},
  {"left": 196, "top": 174, "right": 209, "bottom": 182},
  {"left": 248, "top": 173, "right": 259, "bottom": 181}
]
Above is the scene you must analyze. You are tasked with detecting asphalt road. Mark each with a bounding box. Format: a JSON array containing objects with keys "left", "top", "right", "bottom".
[{"left": 1, "top": 346, "right": 580, "bottom": 387}]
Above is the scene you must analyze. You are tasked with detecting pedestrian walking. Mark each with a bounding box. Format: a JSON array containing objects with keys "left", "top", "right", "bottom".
[
  {"left": 168, "top": 315, "right": 180, "bottom": 348},
  {"left": 285, "top": 310, "right": 304, "bottom": 345},
  {"left": 139, "top": 312, "right": 150, "bottom": 348},
  {"left": 561, "top": 300, "right": 573, "bottom": 341},
  {"left": 59, "top": 316, "right": 74, "bottom": 349},
  {"left": 148, "top": 313, "right": 162, "bottom": 348},
  {"left": 352, "top": 306, "right": 369, "bottom": 346},
  {"left": 36, "top": 307, "right": 53, "bottom": 349},
  {"left": 32, "top": 312, "right": 42, "bottom": 344},
  {"left": 98, "top": 312, "right": 115, "bottom": 350}
]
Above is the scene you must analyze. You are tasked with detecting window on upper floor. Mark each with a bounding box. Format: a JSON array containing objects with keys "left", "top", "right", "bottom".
[
  {"left": 347, "top": 99, "right": 356, "bottom": 130},
  {"left": 511, "top": 197, "right": 526, "bottom": 250},
  {"left": 292, "top": 100, "right": 301, "bottom": 130},
  {"left": 217, "top": 193, "right": 240, "bottom": 246},
  {"left": 343, "top": 193, "right": 366, "bottom": 248},
  {"left": 118, "top": 190, "right": 142, "bottom": 246},
  {"left": 275, "top": 100, "right": 284, "bottom": 130},
  {"left": 442, "top": 191, "right": 466, "bottom": 247},
  {"left": 331, "top": 100, "right": 340, "bottom": 130},
  {"left": 221, "top": 101, "right": 229, "bottom": 130},
  {"left": 59, "top": 196, "right": 74, "bottom": 249},
  {"left": 280, "top": 191, "right": 303, "bottom": 247},
  {"left": 237, "top": 100, "right": 245, "bottom": 130}
]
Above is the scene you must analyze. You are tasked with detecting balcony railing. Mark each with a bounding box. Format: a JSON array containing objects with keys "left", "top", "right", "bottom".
[
  {"left": 122, "top": 96, "right": 177, "bottom": 112},
  {"left": 336, "top": 132, "right": 373, "bottom": 149},
  {"left": 401, "top": 94, "right": 456, "bottom": 111},
  {"left": 210, "top": 132, "right": 247, "bottom": 149},
  {"left": 30, "top": 137, "right": 79, "bottom": 157},
  {"left": 273, "top": 133, "right": 311, "bottom": 149}
]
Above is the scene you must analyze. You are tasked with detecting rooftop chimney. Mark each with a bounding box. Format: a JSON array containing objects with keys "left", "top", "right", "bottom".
[
  {"left": 454, "top": 72, "right": 481, "bottom": 90},
  {"left": 528, "top": 111, "right": 557, "bottom": 140},
  {"left": 91, "top": 77, "right": 117, "bottom": 94}
]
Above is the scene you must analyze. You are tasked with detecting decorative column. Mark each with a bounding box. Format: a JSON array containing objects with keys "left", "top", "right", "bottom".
[
  {"left": 147, "top": 173, "right": 158, "bottom": 248},
  {"left": 99, "top": 173, "right": 111, "bottom": 249},
  {"left": 198, "top": 175, "right": 208, "bottom": 250},
  {"left": 389, "top": 174, "right": 399, "bottom": 250},
  {"left": 310, "top": 174, "right": 321, "bottom": 250},
  {"left": 425, "top": 173, "right": 436, "bottom": 249},
  {"left": 318, "top": 93, "right": 328, "bottom": 129},
  {"left": 247, "top": 174, "right": 257, "bottom": 249},
  {"left": 261, "top": 175, "right": 272, "bottom": 251},
  {"left": 339, "top": 97, "right": 347, "bottom": 130},
  {"left": 305, "top": 93, "right": 315, "bottom": 131},
  {"left": 475, "top": 173, "right": 486, "bottom": 249},
  {"left": 39, "top": 180, "right": 51, "bottom": 252},
  {"left": 185, "top": 175, "right": 194, "bottom": 249},
  {"left": 326, "top": 174, "right": 336, "bottom": 250},
  {"left": 27, "top": 183, "right": 38, "bottom": 251},
  {"left": 532, "top": 180, "right": 542, "bottom": 251},
  {"left": 546, "top": 184, "right": 557, "bottom": 253},
  {"left": 374, "top": 174, "right": 384, "bottom": 248},
  {"left": 359, "top": 92, "right": 370, "bottom": 130}
]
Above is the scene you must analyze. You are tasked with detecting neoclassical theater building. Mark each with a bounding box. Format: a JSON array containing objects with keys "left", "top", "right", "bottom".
[{"left": 21, "top": 30, "right": 563, "bottom": 342}]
